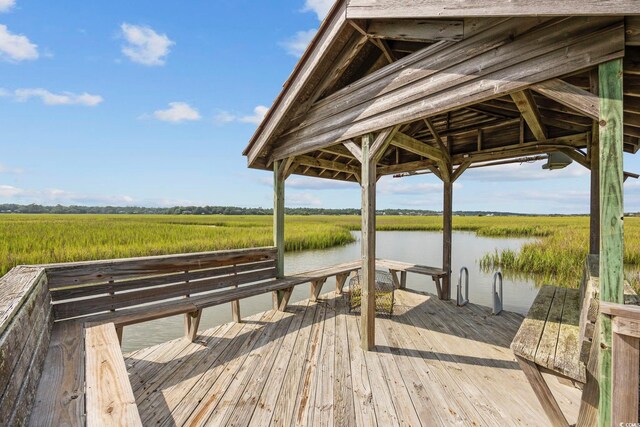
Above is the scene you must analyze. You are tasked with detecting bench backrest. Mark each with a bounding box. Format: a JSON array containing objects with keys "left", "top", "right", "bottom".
[
  {"left": 46, "top": 247, "right": 277, "bottom": 321},
  {"left": 0, "top": 266, "right": 52, "bottom": 425}
]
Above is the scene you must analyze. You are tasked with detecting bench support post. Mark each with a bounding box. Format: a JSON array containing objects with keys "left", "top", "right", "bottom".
[
  {"left": 336, "top": 273, "right": 349, "bottom": 294},
  {"left": 598, "top": 58, "right": 625, "bottom": 427},
  {"left": 184, "top": 309, "right": 202, "bottom": 342},
  {"left": 515, "top": 355, "right": 570, "bottom": 427},
  {"left": 400, "top": 271, "right": 407, "bottom": 289},
  {"left": 311, "top": 278, "right": 327, "bottom": 302},
  {"left": 231, "top": 300, "right": 241, "bottom": 323}
]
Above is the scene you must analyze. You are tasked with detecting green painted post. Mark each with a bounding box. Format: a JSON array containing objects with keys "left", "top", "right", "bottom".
[
  {"left": 273, "top": 160, "right": 285, "bottom": 309},
  {"left": 598, "top": 58, "right": 624, "bottom": 427}
]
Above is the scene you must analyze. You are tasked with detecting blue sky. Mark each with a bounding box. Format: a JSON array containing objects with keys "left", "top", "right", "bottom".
[{"left": 0, "top": 0, "right": 639, "bottom": 214}]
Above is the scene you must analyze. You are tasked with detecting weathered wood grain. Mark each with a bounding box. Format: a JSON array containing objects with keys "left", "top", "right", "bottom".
[
  {"left": 531, "top": 78, "right": 600, "bottom": 120},
  {"left": 511, "top": 285, "right": 555, "bottom": 357},
  {"left": 361, "top": 133, "right": 376, "bottom": 350},
  {"left": 346, "top": 0, "right": 640, "bottom": 19},
  {"left": 272, "top": 18, "right": 624, "bottom": 160},
  {"left": 0, "top": 267, "right": 52, "bottom": 426},
  {"left": 598, "top": 58, "right": 625, "bottom": 427},
  {"left": 0, "top": 266, "right": 47, "bottom": 335},
  {"left": 611, "top": 331, "right": 639, "bottom": 425},
  {"left": 45, "top": 247, "right": 276, "bottom": 288},
  {"left": 29, "top": 321, "right": 85, "bottom": 427},
  {"left": 367, "top": 19, "right": 463, "bottom": 42},
  {"left": 54, "top": 267, "right": 277, "bottom": 319},
  {"left": 85, "top": 323, "right": 141, "bottom": 426},
  {"left": 51, "top": 259, "right": 276, "bottom": 300}
]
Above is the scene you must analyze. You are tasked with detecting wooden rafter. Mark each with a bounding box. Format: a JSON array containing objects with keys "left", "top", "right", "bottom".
[
  {"left": 294, "top": 155, "right": 360, "bottom": 175},
  {"left": 531, "top": 78, "right": 600, "bottom": 120},
  {"left": 511, "top": 90, "right": 548, "bottom": 141},
  {"left": 269, "top": 18, "right": 624, "bottom": 162}
]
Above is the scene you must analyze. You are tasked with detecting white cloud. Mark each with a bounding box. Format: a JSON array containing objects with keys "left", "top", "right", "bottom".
[
  {"left": 214, "top": 105, "right": 268, "bottom": 125},
  {"left": 303, "top": 0, "right": 333, "bottom": 20},
  {"left": 151, "top": 102, "right": 201, "bottom": 123},
  {"left": 0, "top": 164, "right": 23, "bottom": 174},
  {"left": 287, "top": 176, "right": 354, "bottom": 190},
  {"left": 239, "top": 105, "right": 269, "bottom": 124},
  {"left": 0, "top": 185, "right": 136, "bottom": 205},
  {"left": 213, "top": 110, "right": 236, "bottom": 124},
  {"left": 0, "top": 24, "right": 38, "bottom": 62},
  {"left": 120, "top": 23, "right": 174, "bottom": 66},
  {"left": 0, "top": 0, "right": 15, "bottom": 13},
  {"left": 13, "top": 88, "right": 103, "bottom": 106},
  {"left": 288, "top": 192, "right": 322, "bottom": 207},
  {"left": 281, "top": 29, "right": 316, "bottom": 57}
]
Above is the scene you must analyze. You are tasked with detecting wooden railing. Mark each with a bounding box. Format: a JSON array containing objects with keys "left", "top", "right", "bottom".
[
  {"left": 44, "top": 247, "right": 277, "bottom": 321},
  {"left": 599, "top": 301, "right": 640, "bottom": 426},
  {"left": 0, "top": 266, "right": 52, "bottom": 426}
]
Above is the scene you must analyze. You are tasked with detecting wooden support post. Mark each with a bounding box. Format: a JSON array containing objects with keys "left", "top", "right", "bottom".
[
  {"left": 598, "top": 58, "right": 625, "bottom": 427},
  {"left": 336, "top": 273, "right": 349, "bottom": 295},
  {"left": 273, "top": 160, "right": 286, "bottom": 310},
  {"left": 184, "top": 309, "right": 202, "bottom": 342},
  {"left": 590, "top": 69, "right": 600, "bottom": 256},
  {"left": 361, "top": 133, "right": 376, "bottom": 351},
  {"left": 515, "top": 355, "right": 570, "bottom": 427},
  {"left": 442, "top": 180, "right": 453, "bottom": 300},
  {"left": 400, "top": 271, "right": 407, "bottom": 289}
]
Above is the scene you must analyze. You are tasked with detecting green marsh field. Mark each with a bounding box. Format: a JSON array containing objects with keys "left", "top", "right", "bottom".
[{"left": 2, "top": 214, "right": 640, "bottom": 290}]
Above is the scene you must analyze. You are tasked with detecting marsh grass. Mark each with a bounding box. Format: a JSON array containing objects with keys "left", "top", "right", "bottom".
[{"left": 2, "top": 214, "right": 640, "bottom": 291}]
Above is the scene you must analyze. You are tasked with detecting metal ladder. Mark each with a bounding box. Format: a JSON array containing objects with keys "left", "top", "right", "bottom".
[
  {"left": 492, "top": 272, "right": 503, "bottom": 315},
  {"left": 456, "top": 267, "right": 469, "bottom": 306}
]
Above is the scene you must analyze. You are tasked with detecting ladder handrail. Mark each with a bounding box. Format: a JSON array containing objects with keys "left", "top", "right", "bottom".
[
  {"left": 492, "top": 271, "right": 503, "bottom": 315},
  {"left": 457, "top": 267, "right": 469, "bottom": 306}
]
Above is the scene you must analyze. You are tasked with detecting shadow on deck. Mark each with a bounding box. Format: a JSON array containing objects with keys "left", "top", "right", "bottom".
[{"left": 124, "top": 289, "right": 581, "bottom": 426}]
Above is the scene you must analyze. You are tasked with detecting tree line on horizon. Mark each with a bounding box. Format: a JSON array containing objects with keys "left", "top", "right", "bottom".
[{"left": 0, "top": 203, "right": 544, "bottom": 216}]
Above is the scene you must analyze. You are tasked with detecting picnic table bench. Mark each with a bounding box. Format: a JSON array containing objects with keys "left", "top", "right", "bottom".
[{"left": 511, "top": 255, "right": 639, "bottom": 426}]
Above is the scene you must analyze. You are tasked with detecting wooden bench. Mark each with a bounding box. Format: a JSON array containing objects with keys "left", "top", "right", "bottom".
[
  {"left": 511, "top": 255, "right": 638, "bottom": 426},
  {"left": 376, "top": 259, "right": 447, "bottom": 297},
  {"left": 21, "top": 250, "right": 448, "bottom": 426},
  {"left": 84, "top": 323, "right": 142, "bottom": 426}
]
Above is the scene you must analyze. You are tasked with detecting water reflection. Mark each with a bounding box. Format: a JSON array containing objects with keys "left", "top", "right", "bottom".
[{"left": 122, "top": 231, "right": 537, "bottom": 352}]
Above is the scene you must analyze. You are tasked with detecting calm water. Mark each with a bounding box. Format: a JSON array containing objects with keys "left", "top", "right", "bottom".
[{"left": 122, "top": 231, "right": 538, "bottom": 352}]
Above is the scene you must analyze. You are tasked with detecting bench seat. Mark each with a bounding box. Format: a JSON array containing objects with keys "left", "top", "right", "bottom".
[{"left": 511, "top": 285, "right": 585, "bottom": 383}]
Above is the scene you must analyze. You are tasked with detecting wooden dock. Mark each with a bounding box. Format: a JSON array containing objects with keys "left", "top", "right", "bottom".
[{"left": 124, "top": 289, "right": 580, "bottom": 426}]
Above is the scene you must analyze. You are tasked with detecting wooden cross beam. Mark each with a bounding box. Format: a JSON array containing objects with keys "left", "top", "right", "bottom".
[{"left": 511, "top": 90, "right": 548, "bottom": 141}]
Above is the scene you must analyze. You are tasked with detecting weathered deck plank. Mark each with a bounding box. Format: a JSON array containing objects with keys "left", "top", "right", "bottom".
[{"left": 124, "top": 289, "right": 581, "bottom": 426}]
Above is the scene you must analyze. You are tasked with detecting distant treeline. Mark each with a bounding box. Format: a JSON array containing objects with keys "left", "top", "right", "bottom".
[{"left": 0, "top": 203, "right": 542, "bottom": 216}]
